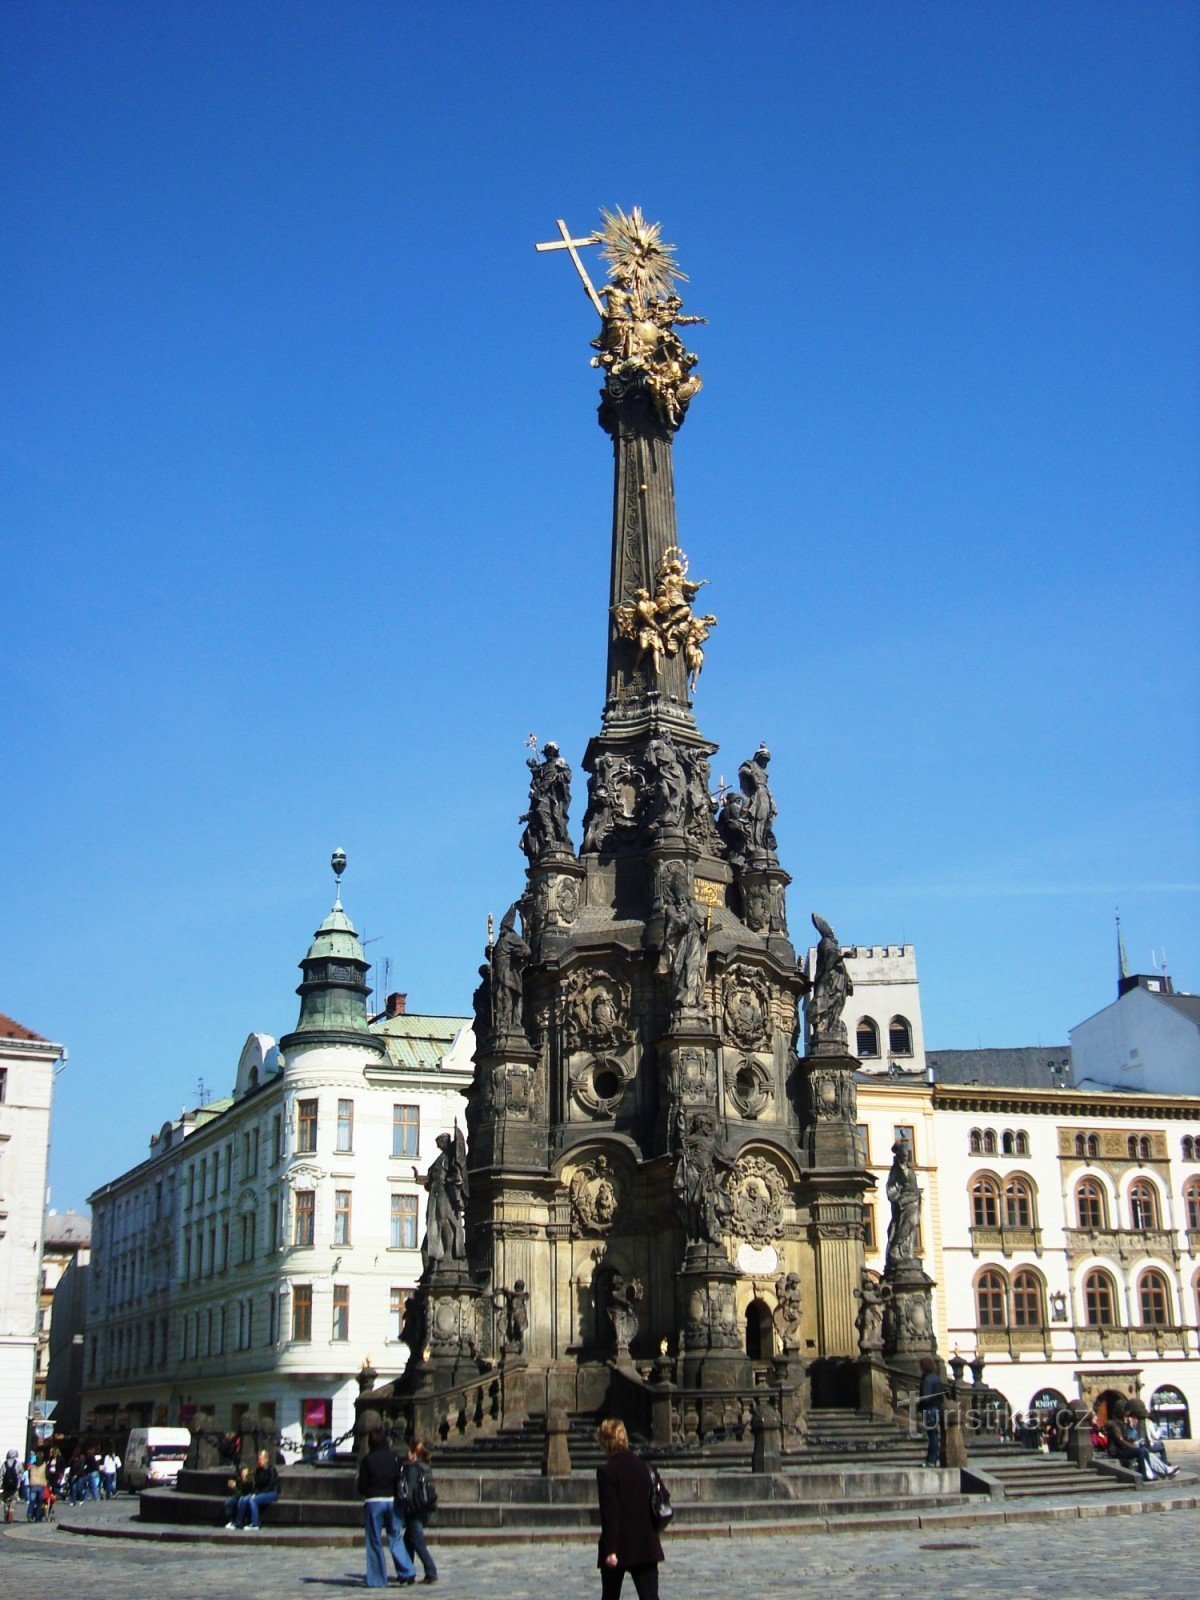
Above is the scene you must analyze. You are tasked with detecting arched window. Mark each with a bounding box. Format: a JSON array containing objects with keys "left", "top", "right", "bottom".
[
  {"left": 1127, "top": 1135, "right": 1139, "bottom": 1160},
  {"left": 1183, "top": 1135, "right": 1196, "bottom": 1161},
  {"left": 1150, "top": 1385, "right": 1191, "bottom": 1442},
  {"left": 1081, "top": 1184, "right": 1107, "bottom": 1228},
  {"left": 971, "top": 1175, "right": 1001, "bottom": 1228},
  {"left": 1129, "top": 1181, "right": 1159, "bottom": 1230},
  {"left": 1138, "top": 1269, "right": 1171, "bottom": 1327},
  {"left": 888, "top": 1016, "right": 912, "bottom": 1055},
  {"left": 1013, "top": 1130, "right": 1029, "bottom": 1156},
  {"left": 856, "top": 1017, "right": 880, "bottom": 1058},
  {"left": 1075, "top": 1133, "right": 1086, "bottom": 1156},
  {"left": 1087, "top": 1134, "right": 1099, "bottom": 1158},
  {"left": 1076, "top": 1179, "right": 1107, "bottom": 1230},
  {"left": 982, "top": 1129, "right": 998, "bottom": 1155},
  {"left": 976, "top": 1269, "right": 1007, "bottom": 1327},
  {"left": 969, "top": 1128, "right": 984, "bottom": 1155},
  {"left": 1139, "top": 1136, "right": 1152, "bottom": 1161},
  {"left": 1184, "top": 1179, "right": 1200, "bottom": 1232},
  {"left": 1012, "top": 1269, "right": 1044, "bottom": 1328},
  {"left": 1004, "top": 1176, "right": 1034, "bottom": 1229},
  {"left": 1083, "top": 1268, "right": 1118, "bottom": 1327},
  {"left": 1002, "top": 1131, "right": 1015, "bottom": 1156}
]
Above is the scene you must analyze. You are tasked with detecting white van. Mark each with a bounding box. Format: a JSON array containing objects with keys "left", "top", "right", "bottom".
[{"left": 123, "top": 1427, "right": 192, "bottom": 1490}]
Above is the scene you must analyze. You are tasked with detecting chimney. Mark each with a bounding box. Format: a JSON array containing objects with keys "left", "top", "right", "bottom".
[{"left": 386, "top": 992, "right": 407, "bottom": 1018}]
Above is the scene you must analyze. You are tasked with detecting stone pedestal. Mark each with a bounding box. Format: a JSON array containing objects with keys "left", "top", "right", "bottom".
[
  {"left": 751, "top": 1400, "right": 783, "bottom": 1473},
  {"left": 771, "top": 1354, "right": 809, "bottom": 1446},
  {"left": 543, "top": 1403, "right": 571, "bottom": 1477},
  {"left": 738, "top": 862, "right": 793, "bottom": 963},
  {"left": 883, "top": 1259, "right": 938, "bottom": 1381},
  {"left": 423, "top": 1267, "right": 485, "bottom": 1385},
  {"left": 470, "top": 1035, "right": 541, "bottom": 1170},
  {"left": 802, "top": 1044, "right": 861, "bottom": 1168},
  {"left": 525, "top": 854, "right": 586, "bottom": 963},
  {"left": 1065, "top": 1399, "right": 1094, "bottom": 1468},
  {"left": 678, "top": 1245, "right": 750, "bottom": 1391}
]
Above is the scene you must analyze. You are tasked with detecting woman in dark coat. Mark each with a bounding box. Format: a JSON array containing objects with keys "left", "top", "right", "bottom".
[{"left": 595, "top": 1418, "right": 663, "bottom": 1600}]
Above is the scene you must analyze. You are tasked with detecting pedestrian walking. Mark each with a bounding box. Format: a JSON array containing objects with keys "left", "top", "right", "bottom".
[
  {"left": 356, "top": 1425, "right": 415, "bottom": 1588},
  {"left": 398, "top": 1439, "right": 438, "bottom": 1584},
  {"left": 916, "top": 1356, "right": 944, "bottom": 1466},
  {"left": 2, "top": 1451, "right": 20, "bottom": 1523},
  {"left": 26, "top": 1455, "right": 47, "bottom": 1522},
  {"left": 101, "top": 1449, "right": 121, "bottom": 1498},
  {"left": 595, "top": 1418, "right": 663, "bottom": 1600}
]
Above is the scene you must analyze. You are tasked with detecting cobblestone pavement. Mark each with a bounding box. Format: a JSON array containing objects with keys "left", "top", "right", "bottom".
[{"left": 4, "top": 1495, "right": 1200, "bottom": 1599}]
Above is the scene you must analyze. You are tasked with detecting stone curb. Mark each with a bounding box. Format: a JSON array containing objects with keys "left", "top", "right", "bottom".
[{"left": 38, "top": 1491, "right": 1200, "bottom": 1548}]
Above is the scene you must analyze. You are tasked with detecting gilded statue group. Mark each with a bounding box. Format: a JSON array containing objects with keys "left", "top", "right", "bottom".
[{"left": 614, "top": 547, "right": 717, "bottom": 693}]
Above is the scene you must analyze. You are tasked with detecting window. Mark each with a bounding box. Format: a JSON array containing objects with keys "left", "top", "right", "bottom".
[
  {"left": 1129, "top": 1181, "right": 1159, "bottom": 1231},
  {"left": 297, "top": 1099, "right": 318, "bottom": 1154},
  {"left": 269, "top": 1199, "right": 279, "bottom": 1252},
  {"left": 1076, "top": 1180, "right": 1107, "bottom": 1230},
  {"left": 1182, "top": 1135, "right": 1197, "bottom": 1161},
  {"left": 971, "top": 1175, "right": 1000, "bottom": 1228},
  {"left": 888, "top": 1016, "right": 912, "bottom": 1055},
  {"left": 1185, "top": 1179, "right": 1200, "bottom": 1232},
  {"left": 1074, "top": 1132, "right": 1099, "bottom": 1157},
  {"left": 1001, "top": 1131, "right": 1014, "bottom": 1156},
  {"left": 223, "top": 1142, "right": 232, "bottom": 1191},
  {"left": 856, "top": 1018, "right": 880, "bottom": 1058},
  {"left": 855, "top": 1123, "right": 870, "bottom": 1163},
  {"left": 334, "top": 1190, "right": 352, "bottom": 1247},
  {"left": 292, "top": 1284, "right": 312, "bottom": 1342},
  {"left": 221, "top": 1220, "right": 230, "bottom": 1269},
  {"left": 336, "top": 1099, "right": 354, "bottom": 1153},
  {"left": 1139, "top": 1270, "right": 1170, "bottom": 1327},
  {"left": 392, "top": 1104, "right": 420, "bottom": 1159},
  {"left": 982, "top": 1129, "right": 997, "bottom": 1155},
  {"left": 294, "top": 1190, "right": 315, "bottom": 1247},
  {"left": 391, "top": 1193, "right": 419, "bottom": 1249},
  {"left": 271, "top": 1114, "right": 282, "bottom": 1166},
  {"left": 969, "top": 1129, "right": 983, "bottom": 1155},
  {"left": 1083, "top": 1268, "right": 1117, "bottom": 1327},
  {"left": 1012, "top": 1270, "right": 1044, "bottom": 1327},
  {"left": 861, "top": 1205, "right": 876, "bottom": 1251},
  {"left": 1139, "top": 1135, "right": 1152, "bottom": 1161},
  {"left": 332, "top": 1284, "right": 350, "bottom": 1341},
  {"left": 1013, "top": 1131, "right": 1029, "bottom": 1156},
  {"left": 268, "top": 1292, "right": 278, "bottom": 1345},
  {"left": 241, "top": 1212, "right": 256, "bottom": 1262},
  {"left": 389, "top": 1287, "right": 408, "bottom": 1342},
  {"left": 976, "top": 1269, "right": 1007, "bottom": 1327},
  {"left": 1004, "top": 1176, "right": 1034, "bottom": 1229},
  {"left": 0, "top": 1067, "right": 6, "bottom": 1101}
]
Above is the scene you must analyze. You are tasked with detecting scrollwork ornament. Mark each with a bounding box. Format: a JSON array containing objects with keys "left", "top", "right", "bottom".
[
  {"left": 727, "top": 1056, "right": 772, "bottom": 1120},
  {"left": 568, "top": 1155, "right": 623, "bottom": 1235},
  {"left": 561, "top": 968, "right": 633, "bottom": 1053}
]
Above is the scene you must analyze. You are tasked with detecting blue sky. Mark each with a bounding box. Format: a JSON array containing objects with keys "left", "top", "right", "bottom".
[{"left": 3, "top": 2, "right": 1197, "bottom": 1211}]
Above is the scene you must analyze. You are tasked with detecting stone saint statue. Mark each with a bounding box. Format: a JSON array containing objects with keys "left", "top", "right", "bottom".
[
  {"left": 422, "top": 1126, "right": 468, "bottom": 1271},
  {"left": 772, "top": 1272, "right": 803, "bottom": 1353},
  {"left": 806, "top": 913, "right": 854, "bottom": 1045},
  {"left": 472, "top": 962, "right": 493, "bottom": 1043},
  {"left": 659, "top": 868, "right": 708, "bottom": 1016},
  {"left": 606, "top": 1271, "right": 643, "bottom": 1352},
  {"left": 884, "top": 1138, "right": 921, "bottom": 1269},
  {"left": 520, "top": 741, "right": 573, "bottom": 861},
  {"left": 738, "top": 744, "right": 778, "bottom": 863},
  {"left": 855, "top": 1268, "right": 887, "bottom": 1354},
  {"left": 581, "top": 751, "right": 629, "bottom": 853},
  {"left": 490, "top": 902, "right": 531, "bottom": 1036},
  {"left": 642, "top": 733, "right": 688, "bottom": 834},
  {"left": 717, "top": 788, "right": 752, "bottom": 871},
  {"left": 494, "top": 1280, "right": 530, "bottom": 1354},
  {"left": 673, "top": 1108, "right": 734, "bottom": 1247}
]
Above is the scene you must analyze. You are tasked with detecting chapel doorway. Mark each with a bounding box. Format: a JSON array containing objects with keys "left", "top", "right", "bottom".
[{"left": 745, "top": 1299, "right": 774, "bottom": 1360}]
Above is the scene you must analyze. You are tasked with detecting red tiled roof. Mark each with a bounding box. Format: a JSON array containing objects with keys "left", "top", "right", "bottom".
[{"left": 0, "top": 1012, "right": 47, "bottom": 1041}]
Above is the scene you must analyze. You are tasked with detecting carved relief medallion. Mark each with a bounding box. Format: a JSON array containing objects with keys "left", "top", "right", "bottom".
[
  {"left": 570, "top": 1053, "right": 633, "bottom": 1117},
  {"left": 724, "top": 1154, "right": 786, "bottom": 1246},
  {"left": 568, "top": 1155, "right": 623, "bottom": 1235},
  {"left": 561, "top": 968, "right": 633, "bottom": 1053},
  {"left": 722, "top": 964, "right": 772, "bottom": 1049}
]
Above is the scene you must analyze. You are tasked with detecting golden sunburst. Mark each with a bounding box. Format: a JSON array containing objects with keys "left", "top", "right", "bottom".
[{"left": 598, "top": 205, "right": 688, "bottom": 299}]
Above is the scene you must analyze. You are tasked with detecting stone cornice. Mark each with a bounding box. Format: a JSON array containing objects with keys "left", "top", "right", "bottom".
[{"left": 933, "top": 1083, "right": 1200, "bottom": 1120}]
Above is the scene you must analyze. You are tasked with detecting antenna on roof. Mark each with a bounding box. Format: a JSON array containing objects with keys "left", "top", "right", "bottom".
[{"left": 196, "top": 1077, "right": 210, "bottom": 1106}]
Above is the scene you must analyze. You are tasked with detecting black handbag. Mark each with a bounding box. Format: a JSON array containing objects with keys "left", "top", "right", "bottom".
[{"left": 648, "top": 1464, "right": 673, "bottom": 1529}]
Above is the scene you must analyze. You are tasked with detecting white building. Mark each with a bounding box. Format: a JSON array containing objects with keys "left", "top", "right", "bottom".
[
  {"left": 83, "top": 874, "right": 471, "bottom": 1452},
  {"left": 0, "top": 1013, "right": 62, "bottom": 1456},
  {"left": 840, "top": 944, "right": 926, "bottom": 1076},
  {"left": 1072, "top": 971, "right": 1200, "bottom": 1097}
]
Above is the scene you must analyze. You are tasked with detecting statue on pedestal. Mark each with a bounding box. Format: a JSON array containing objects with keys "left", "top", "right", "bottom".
[
  {"left": 673, "top": 1108, "right": 734, "bottom": 1247},
  {"left": 855, "top": 1268, "right": 888, "bottom": 1355},
  {"left": 607, "top": 1271, "right": 644, "bottom": 1352},
  {"left": 885, "top": 1139, "right": 921, "bottom": 1269},
  {"left": 805, "top": 912, "right": 853, "bottom": 1046},
  {"left": 490, "top": 902, "right": 531, "bottom": 1037},
  {"left": 422, "top": 1126, "right": 468, "bottom": 1272},
  {"left": 520, "top": 741, "right": 573, "bottom": 861},
  {"left": 772, "top": 1272, "right": 803, "bottom": 1353},
  {"left": 738, "top": 744, "right": 778, "bottom": 864},
  {"left": 642, "top": 733, "right": 688, "bottom": 834},
  {"left": 493, "top": 1280, "right": 530, "bottom": 1354},
  {"left": 659, "top": 868, "right": 709, "bottom": 1016}
]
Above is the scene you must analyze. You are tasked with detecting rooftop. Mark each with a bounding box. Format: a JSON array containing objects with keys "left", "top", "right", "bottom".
[
  {"left": 0, "top": 1010, "right": 47, "bottom": 1041},
  {"left": 927, "top": 1045, "right": 1073, "bottom": 1090},
  {"left": 44, "top": 1209, "right": 92, "bottom": 1245}
]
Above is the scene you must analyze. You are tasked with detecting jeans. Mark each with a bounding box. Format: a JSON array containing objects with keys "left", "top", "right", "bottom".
[
  {"left": 235, "top": 1489, "right": 279, "bottom": 1528},
  {"left": 87, "top": 1472, "right": 101, "bottom": 1501},
  {"left": 923, "top": 1410, "right": 942, "bottom": 1466},
  {"left": 364, "top": 1498, "right": 414, "bottom": 1587},
  {"left": 600, "top": 1564, "right": 659, "bottom": 1600},
  {"left": 102, "top": 1471, "right": 117, "bottom": 1499},
  {"left": 404, "top": 1515, "right": 437, "bottom": 1579},
  {"left": 26, "top": 1486, "right": 42, "bottom": 1521}
]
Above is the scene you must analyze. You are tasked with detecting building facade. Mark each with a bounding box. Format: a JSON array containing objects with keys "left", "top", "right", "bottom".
[
  {"left": 39, "top": 1209, "right": 91, "bottom": 1433},
  {"left": 0, "top": 1013, "right": 61, "bottom": 1455},
  {"left": 83, "top": 880, "right": 470, "bottom": 1451}
]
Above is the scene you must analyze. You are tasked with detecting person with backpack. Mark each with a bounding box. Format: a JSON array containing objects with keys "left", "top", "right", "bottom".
[
  {"left": 595, "top": 1418, "right": 664, "bottom": 1600},
  {"left": 356, "top": 1424, "right": 415, "bottom": 1587},
  {"left": 1, "top": 1452, "right": 20, "bottom": 1522},
  {"left": 398, "top": 1439, "right": 438, "bottom": 1584}
]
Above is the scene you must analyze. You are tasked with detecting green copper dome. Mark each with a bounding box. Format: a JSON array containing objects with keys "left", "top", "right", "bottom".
[{"left": 279, "top": 856, "right": 385, "bottom": 1055}]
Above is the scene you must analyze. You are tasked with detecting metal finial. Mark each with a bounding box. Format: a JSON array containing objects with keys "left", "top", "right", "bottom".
[{"left": 331, "top": 848, "right": 347, "bottom": 896}]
